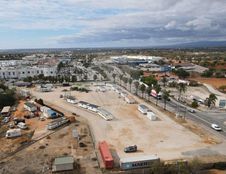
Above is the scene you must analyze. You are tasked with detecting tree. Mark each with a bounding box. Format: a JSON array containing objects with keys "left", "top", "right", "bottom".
[
  {"left": 174, "top": 68, "right": 190, "bottom": 79},
  {"left": 206, "top": 93, "right": 217, "bottom": 108},
  {"left": 93, "top": 74, "right": 97, "bottom": 81},
  {"left": 162, "top": 76, "right": 168, "bottom": 87},
  {"left": 191, "top": 101, "right": 198, "bottom": 108},
  {"left": 122, "top": 77, "right": 128, "bottom": 87},
  {"left": 57, "top": 61, "right": 64, "bottom": 72},
  {"left": 119, "top": 74, "right": 123, "bottom": 86},
  {"left": 140, "top": 84, "right": 146, "bottom": 98},
  {"left": 134, "top": 81, "right": 139, "bottom": 95},
  {"left": 141, "top": 75, "right": 157, "bottom": 87},
  {"left": 112, "top": 73, "right": 116, "bottom": 83},
  {"left": 154, "top": 84, "right": 161, "bottom": 106},
  {"left": 177, "top": 83, "right": 187, "bottom": 101},
  {"left": 129, "top": 78, "right": 133, "bottom": 92},
  {"left": 145, "top": 86, "right": 152, "bottom": 101},
  {"left": 162, "top": 90, "right": 170, "bottom": 110},
  {"left": 71, "top": 75, "right": 77, "bottom": 82}
]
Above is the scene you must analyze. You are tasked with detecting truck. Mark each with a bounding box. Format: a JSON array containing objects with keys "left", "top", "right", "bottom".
[
  {"left": 151, "top": 89, "right": 162, "bottom": 100},
  {"left": 6, "top": 129, "right": 22, "bottom": 138}
]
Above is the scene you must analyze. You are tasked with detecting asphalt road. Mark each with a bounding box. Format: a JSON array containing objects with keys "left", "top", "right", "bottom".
[{"left": 148, "top": 95, "right": 226, "bottom": 138}]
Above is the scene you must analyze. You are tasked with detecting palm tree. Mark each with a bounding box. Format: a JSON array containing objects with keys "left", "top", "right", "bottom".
[
  {"left": 134, "top": 81, "right": 139, "bottom": 95},
  {"left": 177, "top": 83, "right": 187, "bottom": 101},
  {"left": 112, "top": 73, "right": 116, "bottom": 83},
  {"left": 162, "top": 76, "right": 167, "bottom": 87},
  {"left": 162, "top": 90, "right": 170, "bottom": 110},
  {"left": 129, "top": 78, "right": 133, "bottom": 92},
  {"left": 145, "top": 86, "right": 152, "bottom": 101},
  {"left": 154, "top": 84, "right": 161, "bottom": 106},
  {"left": 119, "top": 74, "right": 123, "bottom": 86},
  {"left": 122, "top": 77, "right": 128, "bottom": 88},
  {"left": 206, "top": 93, "right": 217, "bottom": 108},
  {"left": 140, "top": 84, "right": 146, "bottom": 98}
]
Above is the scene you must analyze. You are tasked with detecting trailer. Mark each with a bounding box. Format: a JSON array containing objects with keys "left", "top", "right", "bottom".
[
  {"left": 98, "top": 108, "right": 114, "bottom": 121},
  {"left": 138, "top": 104, "right": 149, "bottom": 114},
  {"left": 6, "top": 129, "right": 22, "bottom": 138},
  {"left": 120, "top": 155, "right": 160, "bottom": 170},
  {"left": 66, "top": 96, "right": 77, "bottom": 104},
  {"left": 24, "top": 102, "right": 37, "bottom": 112},
  {"left": 99, "top": 141, "right": 114, "bottom": 169},
  {"left": 41, "top": 106, "right": 57, "bottom": 118},
  {"left": 1, "top": 106, "right": 10, "bottom": 116},
  {"left": 147, "top": 111, "right": 157, "bottom": 121},
  {"left": 125, "top": 96, "right": 136, "bottom": 104},
  {"left": 47, "top": 117, "right": 69, "bottom": 130}
]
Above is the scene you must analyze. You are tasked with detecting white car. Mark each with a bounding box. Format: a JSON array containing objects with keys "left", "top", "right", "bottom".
[
  {"left": 211, "top": 124, "right": 222, "bottom": 131},
  {"left": 17, "top": 122, "right": 28, "bottom": 129}
]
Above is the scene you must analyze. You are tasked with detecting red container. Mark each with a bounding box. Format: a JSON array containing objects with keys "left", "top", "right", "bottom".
[{"left": 99, "top": 141, "right": 114, "bottom": 169}]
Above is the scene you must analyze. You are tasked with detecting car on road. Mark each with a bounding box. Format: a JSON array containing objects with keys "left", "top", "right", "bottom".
[
  {"left": 187, "top": 108, "right": 196, "bottom": 113},
  {"left": 124, "top": 145, "right": 137, "bottom": 153},
  {"left": 211, "top": 124, "right": 222, "bottom": 131}
]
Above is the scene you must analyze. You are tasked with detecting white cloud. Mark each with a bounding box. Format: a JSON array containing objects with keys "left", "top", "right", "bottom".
[{"left": 1, "top": 0, "right": 226, "bottom": 47}]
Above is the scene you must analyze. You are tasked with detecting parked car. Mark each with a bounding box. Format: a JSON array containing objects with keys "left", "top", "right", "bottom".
[
  {"left": 17, "top": 122, "right": 28, "bottom": 129},
  {"left": 14, "top": 118, "right": 25, "bottom": 125},
  {"left": 211, "top": 124, "right": 222, "bottom": 131},
  {"left": 8, "top": 123, "right": 15, "bottom": 129},
  {"left": 124, "top": 145, "right": 137, "bottom": 153},
  {"left": 2, "top": 117, "right": 10, "bottom": 123}
]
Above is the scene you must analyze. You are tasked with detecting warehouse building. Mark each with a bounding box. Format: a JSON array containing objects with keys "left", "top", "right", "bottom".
[
  {"left": 52, "top": 156, "right": 74, "bottom": 172},
  {"left": 120, "top": 155, "right": 160, "bottom": 170}
]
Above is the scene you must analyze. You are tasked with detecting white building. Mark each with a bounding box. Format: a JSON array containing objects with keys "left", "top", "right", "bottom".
[{"left": 0, "top": 65, "right": 57, "bottom": 79}]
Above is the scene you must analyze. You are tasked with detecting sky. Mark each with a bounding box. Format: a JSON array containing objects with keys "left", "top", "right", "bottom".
[{"left": 0, "top": 0, "right": 226, "bottom": 49}]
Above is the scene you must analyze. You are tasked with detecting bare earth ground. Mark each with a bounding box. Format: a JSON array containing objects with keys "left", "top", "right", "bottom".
[
  {"left": 0, "top": 120, "right": 101, "bottom": 174},
  {"left": 191, "top": 78, "right": 226, "bottom": 89},
  {"left": 29, "top": 84, "right": 226, "bottom": 162}
]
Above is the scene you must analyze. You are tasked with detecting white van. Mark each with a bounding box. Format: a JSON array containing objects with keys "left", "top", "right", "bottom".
[{"left": 17, "top": 122, "right": 28, "bottom": 129}]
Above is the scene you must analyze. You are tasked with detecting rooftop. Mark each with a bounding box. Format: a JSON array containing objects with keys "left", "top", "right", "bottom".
[{"left": 54, "top": 156, "right": 74, "bottom": 165}]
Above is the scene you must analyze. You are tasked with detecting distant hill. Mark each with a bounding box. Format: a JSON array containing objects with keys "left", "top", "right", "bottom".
[{"left": 162, "top": 41, "right": 226, "bottom": 48}]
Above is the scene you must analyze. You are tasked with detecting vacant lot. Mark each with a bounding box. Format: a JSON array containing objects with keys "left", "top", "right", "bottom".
[
  {"left": 29, "top": 84, "right": 226, "bottom": 162},
  {"left": 192, "top": 77, "right": 226, "bottom": 89}
]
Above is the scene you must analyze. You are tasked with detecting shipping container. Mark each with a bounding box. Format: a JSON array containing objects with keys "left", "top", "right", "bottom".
[
  {"left": 120, "top": 155, "right": 160, "bottom": 170},
  {"left": 99, "top": 141, "right": 114, "bottom": 169}
]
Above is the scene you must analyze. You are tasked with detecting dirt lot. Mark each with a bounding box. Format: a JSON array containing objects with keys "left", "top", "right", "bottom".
[
  {"left": 0, "top": 120, "right": 100, "bottom": 174},
  {"left": 192, "top": 77, "right": 226, "bottom": 89},
  {"left": 29, "top": 84, "right": 226, "bottom": 162}
]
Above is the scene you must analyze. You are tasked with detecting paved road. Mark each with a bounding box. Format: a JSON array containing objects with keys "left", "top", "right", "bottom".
[{"left": 145, "top": 94, "right": 226, "bottom": 138}]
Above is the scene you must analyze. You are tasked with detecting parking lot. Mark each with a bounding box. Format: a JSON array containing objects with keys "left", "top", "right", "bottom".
[{"left": 30, "top": 83, "right": 226, "bottom": 161}]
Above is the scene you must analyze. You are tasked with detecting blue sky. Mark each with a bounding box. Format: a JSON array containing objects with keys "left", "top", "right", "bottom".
[{"left": 0, "top": 0, "right": 226, "bottom": 49}]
